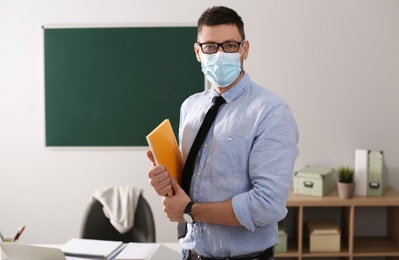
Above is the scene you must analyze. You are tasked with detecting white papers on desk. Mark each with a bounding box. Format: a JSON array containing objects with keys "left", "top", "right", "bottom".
[
  {"left": 115, "top": 243, "right": 180, "bottom": 260},
  {"left": 61, "top": 238, "right": 126, "bottom": 260}
]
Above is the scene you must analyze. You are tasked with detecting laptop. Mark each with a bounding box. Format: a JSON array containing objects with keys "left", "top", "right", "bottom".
[{"left": 0, "top": 242, "right": 67, "bottom": 260}]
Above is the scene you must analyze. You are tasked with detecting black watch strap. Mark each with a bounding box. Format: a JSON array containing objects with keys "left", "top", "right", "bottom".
[
  {"left": 184, "top": 201, "right": 195, "bottom": 214},
  {"left": 183, "top": 201, "right": 196, "bottom": 223}
]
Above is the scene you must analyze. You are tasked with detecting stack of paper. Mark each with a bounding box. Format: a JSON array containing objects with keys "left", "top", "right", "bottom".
[
  {"left": 61, "top": 238, "right": 126, "bottom": 260},
  {"left": 115, "top": 243, "right": 180, "bottom": 260}
]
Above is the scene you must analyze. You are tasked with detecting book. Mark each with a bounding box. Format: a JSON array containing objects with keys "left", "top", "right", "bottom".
[
  {"left": 61, "top": 238, "right": 126, "bottom": 260},
  {"left": 146, "top": 119, "right": 183, "bottom": 195},
  {"left": 115, "top": 243, "right": 180, "bottom": 260}
]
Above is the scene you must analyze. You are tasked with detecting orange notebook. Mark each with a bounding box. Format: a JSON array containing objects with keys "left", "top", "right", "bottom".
[{"left": 146, "top": 119, "right": 183, "bottom": 195}]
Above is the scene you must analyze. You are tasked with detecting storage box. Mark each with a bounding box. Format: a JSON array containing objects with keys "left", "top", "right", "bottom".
[
  {"left": 308, "top": 220, "right": 341, "bottom": 252},
  {"left": 294, "top": 165, "right": 335, "bottom": 196},
  {"left": 275, "top": 222, "right": 287, "bottom": 253},
  {"left": 367, "top": 150, "right": 388, "bottom": 196}
]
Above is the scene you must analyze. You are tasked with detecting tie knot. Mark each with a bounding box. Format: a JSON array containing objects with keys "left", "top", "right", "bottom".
[{"left": 212, "top": 96, "right": 226, "bottom": 107}]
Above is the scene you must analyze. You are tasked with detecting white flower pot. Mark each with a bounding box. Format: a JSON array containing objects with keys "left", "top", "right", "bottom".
[{"left": 337, "top": 182, "right": 356, "bottom": 199}]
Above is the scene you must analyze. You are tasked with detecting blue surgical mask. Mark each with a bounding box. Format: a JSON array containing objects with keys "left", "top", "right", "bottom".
[{"left": 200, "top": 51, "right": 242, "bottom": 88}]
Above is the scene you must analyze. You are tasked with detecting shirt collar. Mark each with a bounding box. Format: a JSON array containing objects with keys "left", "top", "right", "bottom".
[{"left": 210, "top": 72, "right": 250, "bottom": 104}]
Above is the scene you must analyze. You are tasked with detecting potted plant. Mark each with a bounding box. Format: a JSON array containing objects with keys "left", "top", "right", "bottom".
[{"left": 337, "top": 166, "right": 355, "bottom": 198}]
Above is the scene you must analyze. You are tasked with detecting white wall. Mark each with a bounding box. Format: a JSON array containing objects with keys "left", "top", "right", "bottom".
[{"left": 1, "top": 0, "right": 398, "bottom": 244}]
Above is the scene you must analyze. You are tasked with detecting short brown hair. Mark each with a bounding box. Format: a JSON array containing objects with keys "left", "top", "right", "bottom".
[{"left": 197, "top": 6, "right": 245, "bottom": 40}]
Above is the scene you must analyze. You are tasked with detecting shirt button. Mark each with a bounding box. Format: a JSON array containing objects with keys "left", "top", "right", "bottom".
[
  {"left": 204, "top": 143, "right": 208, "bottom": 148},
  {"left": 195, "top": 229, "right": 199, "bottom": 234},
  {"left": 227, "top": 137, "right": 233, "bottom": 142},
  {"left": 197, "top": 172, "right": 201, "bottom": 176}
]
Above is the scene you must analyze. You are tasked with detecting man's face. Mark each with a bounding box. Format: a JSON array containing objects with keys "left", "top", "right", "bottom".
[{"left": 194, "top": 24, "right": 249, "bottom": 63}]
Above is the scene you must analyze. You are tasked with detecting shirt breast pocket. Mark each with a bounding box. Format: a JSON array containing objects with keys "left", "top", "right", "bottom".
[{"left": 212, "top": 134, "right": 248, "bottom": 175}]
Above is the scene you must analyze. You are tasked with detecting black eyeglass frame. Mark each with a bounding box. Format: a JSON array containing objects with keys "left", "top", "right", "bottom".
[{"left": 196, "top": 40, "right": 245, "bottom": 54}]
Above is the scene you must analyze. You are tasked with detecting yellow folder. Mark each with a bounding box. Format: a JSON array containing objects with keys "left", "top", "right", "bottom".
[{"left": 146, "top": 119, "right": 183, "bottom": 195}]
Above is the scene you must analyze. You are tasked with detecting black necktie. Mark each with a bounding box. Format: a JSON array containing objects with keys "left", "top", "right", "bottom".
[
  {"left": 178, "top": 95, "right": 226, "bottom": 239},
  {"left": 181, "top": 95, "right": 226, "bottom": 193}
]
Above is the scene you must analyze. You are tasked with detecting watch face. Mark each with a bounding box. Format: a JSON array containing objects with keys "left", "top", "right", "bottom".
[{"left": 183, "top": 213, "right": 193, "bottom": 223}]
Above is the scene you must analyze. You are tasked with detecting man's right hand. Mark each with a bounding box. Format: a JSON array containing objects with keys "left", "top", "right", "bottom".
[{"left": 146, "top": 149, "right": 172, "bottom": 196}]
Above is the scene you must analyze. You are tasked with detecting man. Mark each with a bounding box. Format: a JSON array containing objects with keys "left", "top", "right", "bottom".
[{"left": 147, "top": 6, "right": 299, "bottom": 260}]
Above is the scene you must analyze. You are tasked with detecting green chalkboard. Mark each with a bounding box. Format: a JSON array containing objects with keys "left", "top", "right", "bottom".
[{"left": 44, "top": 26, "right": 203, "bottom": 146}]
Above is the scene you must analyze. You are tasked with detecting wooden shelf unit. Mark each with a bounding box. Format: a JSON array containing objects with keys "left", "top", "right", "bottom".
[{"left": 275, "top": 188, "right": 399, "bottom": 260}]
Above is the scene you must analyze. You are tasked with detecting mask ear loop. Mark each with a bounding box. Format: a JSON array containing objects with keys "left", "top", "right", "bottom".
[{"left": 239, "top": 40, "right": 246, "bottom": 71}]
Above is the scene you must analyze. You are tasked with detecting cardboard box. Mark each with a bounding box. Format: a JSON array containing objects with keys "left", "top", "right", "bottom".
[
  {"left": 308, "top": 220, "right": 341, "bottom": 252},
  {"left": 294, "top": 165, "right": 335, "bottom": 196},
  {"left": 367, "top": 150, "right": 388, "bottom": 196},
  {"left": 275, "top": 222, "right": 287, "bottom": 253}
]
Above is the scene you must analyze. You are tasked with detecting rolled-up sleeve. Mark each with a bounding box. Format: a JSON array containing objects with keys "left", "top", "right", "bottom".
[{"left": 232, "top": 102, "right": 299, "bottom": 231}]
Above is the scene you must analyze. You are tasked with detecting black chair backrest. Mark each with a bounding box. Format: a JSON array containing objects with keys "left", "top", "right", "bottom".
[{"left": 80, "top": 194, "right": 155, "bottom": 243}]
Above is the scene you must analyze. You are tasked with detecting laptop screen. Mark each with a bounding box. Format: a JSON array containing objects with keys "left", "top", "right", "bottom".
[{"left": 0, "top": 243, "right": 67, "bottom": 260}]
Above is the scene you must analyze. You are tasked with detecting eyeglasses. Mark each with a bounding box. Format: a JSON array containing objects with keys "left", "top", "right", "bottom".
[{"left": 196, "top": 40, "right": 245, "bottom": 54}]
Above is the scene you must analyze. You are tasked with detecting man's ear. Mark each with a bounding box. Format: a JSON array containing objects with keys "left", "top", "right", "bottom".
[
  {"left": 194, "top": 43, "right": 201, "bottom": 62},
  {"left": 242, "top": 40, "right": 250, "bottom": 60}
]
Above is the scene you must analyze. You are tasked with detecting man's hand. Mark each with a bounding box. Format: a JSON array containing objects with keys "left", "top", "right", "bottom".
[
  {"left": 147, "top": 149, "right": 192, "bottom": 222},
  {"left": 162, "top": 177, "right": 191, "bottom": 222},
  {"left": 146, "top": 149, "right": 172, "bottom": 196}
]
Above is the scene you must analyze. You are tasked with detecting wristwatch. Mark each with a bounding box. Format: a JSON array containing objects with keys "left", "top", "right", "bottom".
[{"left": 183, "top": 201, "right": 196, "bottom": 224}]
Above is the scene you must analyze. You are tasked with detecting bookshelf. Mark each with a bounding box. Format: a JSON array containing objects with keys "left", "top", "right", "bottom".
[{"left": 276, "top": 188, "right": 399, "bottom": 260}]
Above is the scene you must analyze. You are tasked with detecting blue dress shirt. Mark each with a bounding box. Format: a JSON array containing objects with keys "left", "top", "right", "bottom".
[{"left": 179, "top": 73, "right": 299, "bottom": 258}]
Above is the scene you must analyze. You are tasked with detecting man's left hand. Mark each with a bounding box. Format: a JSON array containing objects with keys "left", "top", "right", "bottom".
[{"left": 162, "top": 177, "right": 191, "bottom": 222}]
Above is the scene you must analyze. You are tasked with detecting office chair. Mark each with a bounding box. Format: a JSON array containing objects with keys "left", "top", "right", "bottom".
[{"left": 80, "top": 193, "right": 156, "bottom": 243}]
